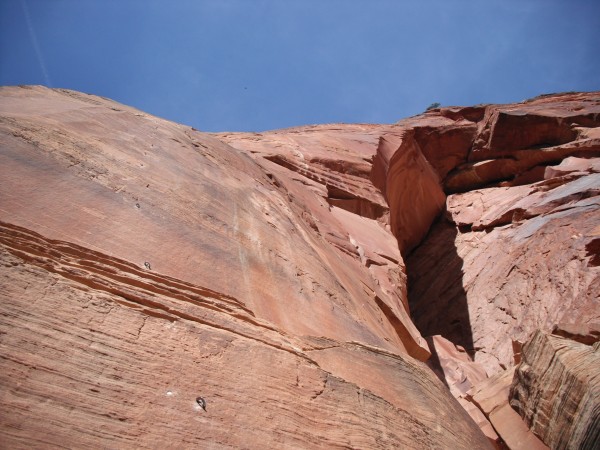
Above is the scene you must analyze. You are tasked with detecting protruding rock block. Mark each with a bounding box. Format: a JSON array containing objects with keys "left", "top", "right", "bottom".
[
  {"left": 372, "top": 132, "right": 446, "bottom": 254},
  {"left": 551, "top": 322, "right": 600, "bottom": 346},
  {"left": 510, "top": 330, "right": 600, "bottom": 449}
]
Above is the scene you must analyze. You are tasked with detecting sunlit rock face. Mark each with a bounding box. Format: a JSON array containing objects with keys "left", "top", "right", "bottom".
[
  {"left": 1, "top": 85, "right": 599, "bottom": 448},
  {"left": 0, "top": 86, "right": 488, "bottom": 449},
  {"left": 406, "top": 92, "right": 600, "bottom": 375}
]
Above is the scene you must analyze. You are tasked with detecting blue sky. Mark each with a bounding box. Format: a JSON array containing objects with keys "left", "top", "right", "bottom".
[{"left": 1, "top": 0, "right": 599, "bottom": 132}]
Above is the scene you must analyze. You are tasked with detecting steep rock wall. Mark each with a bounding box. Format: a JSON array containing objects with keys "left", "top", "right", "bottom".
[
  {"left": 0, "top": 220, "right": 489, "bottom": 449},
  {"left": 510, "top": 330, "right": 600, "bottom": 449},
  {"left": 1, "top": 85, "right": 598, "bottom": 448},
  {"left": 0, "top": 86, "right": 429, "bottom": 360},
  {"left": 0, "top": 86, "right": 491, "bottom": 448},
  {"left": 405, "top": 93, "right": 600, "bottom": 374}
]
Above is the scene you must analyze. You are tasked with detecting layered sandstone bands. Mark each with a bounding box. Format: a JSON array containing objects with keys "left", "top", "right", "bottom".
[
  {"left": 510, "top": 330, "right": 600, "bottom": 450},
  {"left": 0, "top": 220, "right": 487, "bottom": 448},
  {"left": 0, "top": 85, "right": 490, "bottom": 448},
  {"left": 0, "top": 86, "right": 430, "bottom": 361},
  {"left": 1, "top": 85, "right": 599, "bottom": 448}
]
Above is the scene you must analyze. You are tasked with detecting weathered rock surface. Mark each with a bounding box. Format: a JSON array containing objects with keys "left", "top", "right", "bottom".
[
  {"left": 510, "top": 330, "right": 600, "bottom": 449},
  {"left": 0, "top": 86, "right": 430, "bottom": 361},
  {"left": 444, "top": 93, "right": 600, "bottom": 193},
  {"left": 409, "top": 169, "right": 600, "bottom": 374},
  {"left": 216, "top": 123, "right": 441, "bottom": 358},
  {"left": 407, "top": 93, "right": 600, "bottom": 375},
  {"left": 1, "top": 85, "right": 599, "bottom": 448},
  {"left": 0, "top": 221, "right": 490, "bottom": 449},
  {"left": 464, "top": 367, "right": 549, "bottom": 450},
  {"left": 0, "top": 86, "right": 492, "bottom": 448}
]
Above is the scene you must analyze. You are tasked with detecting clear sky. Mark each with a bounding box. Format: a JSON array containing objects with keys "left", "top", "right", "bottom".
[{"left": 1, "top": 0, "right": 599, "bottom": 132}]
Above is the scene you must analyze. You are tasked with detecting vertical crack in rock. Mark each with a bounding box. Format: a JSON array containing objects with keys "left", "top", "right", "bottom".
[
  {"left": 401, "top": 92, "right": 600, "bottom": 448},
  {"left": 1, "top": 85, "right": 599, "bottom": 449},
  {"left": 406, "top": 218, "right": 474, "bottom": 355}
]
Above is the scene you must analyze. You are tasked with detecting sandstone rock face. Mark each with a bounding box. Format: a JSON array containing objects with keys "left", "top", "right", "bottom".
[
  {"left": 407, "top": 93, "right": 600, "bottom": 375},
  {"left": 0, "top": 86, "right": 491, "bottom": 448},
  {"left": 465, "top": 368, "right": 549, "bottom": 450},
  {"left": 510, "top": 330, "right": 600, "bottom": 450},
  {"left": 0, "top": 86, "right": 429, "bottom": 361},
  {"left": 216, "top": 123, "right": 443, "bottom": 359},
  {"left": 0, "top": 221, "right": 490, "bottom": 448},
  {"left": 371, "top": 132, "right": 446, "bottom": 254},
  {"left": 1, "top": 85, "right": 598, "bottom": 448},
  {"left": 409, "top": 171, "right": 600, "bottom": 374},
  {"left": 444, "top": 93, "right": 600, "bottom": 192},
  {"left": 0, "top": 220, "right": 493, "bottom": 448}
]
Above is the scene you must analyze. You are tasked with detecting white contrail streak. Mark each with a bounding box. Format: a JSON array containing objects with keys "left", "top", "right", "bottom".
[{"left": 21, "top": 0, "right": 52, "bottom": 86}]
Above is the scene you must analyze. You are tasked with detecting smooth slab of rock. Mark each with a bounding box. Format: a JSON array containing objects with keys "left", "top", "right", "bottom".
[
  {"left": 464, "top": 367, "right": 548, "bottom": 450},
  {"left": 0, "top": 85, "right": 429, "bottom": 360},
  {"left": 489, "top": 404, "right": 549, "bottom": 450},
  {"left": 371, "top": 132, "right": 446, "bottom": 254},
  {"left": 457, "top": 397, "right": 501, "bottom": 449},
  {"left": 0, "top": 221, "right": 491, "bottom": 449}
]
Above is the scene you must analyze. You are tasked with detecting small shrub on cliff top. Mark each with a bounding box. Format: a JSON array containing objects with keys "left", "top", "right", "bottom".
[{"left": 426, "top": 102, "right": 441, "bottom": 111}]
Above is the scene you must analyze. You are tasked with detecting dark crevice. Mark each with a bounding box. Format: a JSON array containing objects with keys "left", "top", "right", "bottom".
[
  {"left": 585, "top": 238, "right": 600, "bottom": 266},
  {"left": 457, "top": 223, "right": 472, "bottom": 233},
  {"left": 405, "top": 214, "right": 475, "bottom": 358},
  {"left": 424, "top": 336, "right": 450, "bottom": 390}
]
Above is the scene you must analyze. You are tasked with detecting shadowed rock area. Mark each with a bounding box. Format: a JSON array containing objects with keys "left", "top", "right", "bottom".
[
  {"left": 1, "top": 85, "right": 599, "bottom": 448},
  {"left": 407, "top": 93, "right": 600, "bottom": 376}
]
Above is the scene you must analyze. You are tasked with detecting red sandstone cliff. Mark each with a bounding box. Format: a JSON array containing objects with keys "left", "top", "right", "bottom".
[{"left": 0, "top": 86, "right": 598, "bottom": 448}]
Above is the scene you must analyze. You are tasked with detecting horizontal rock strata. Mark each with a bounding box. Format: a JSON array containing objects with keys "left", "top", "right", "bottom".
[
  {"left": 1, "top": 85, "right": 599, "bottom": 448},
  {"left": 0, "top": 218, "right": 490, "bottom": 448},
  {"left": 0, "top": 86, "right": 494, "bottom": 448}
]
